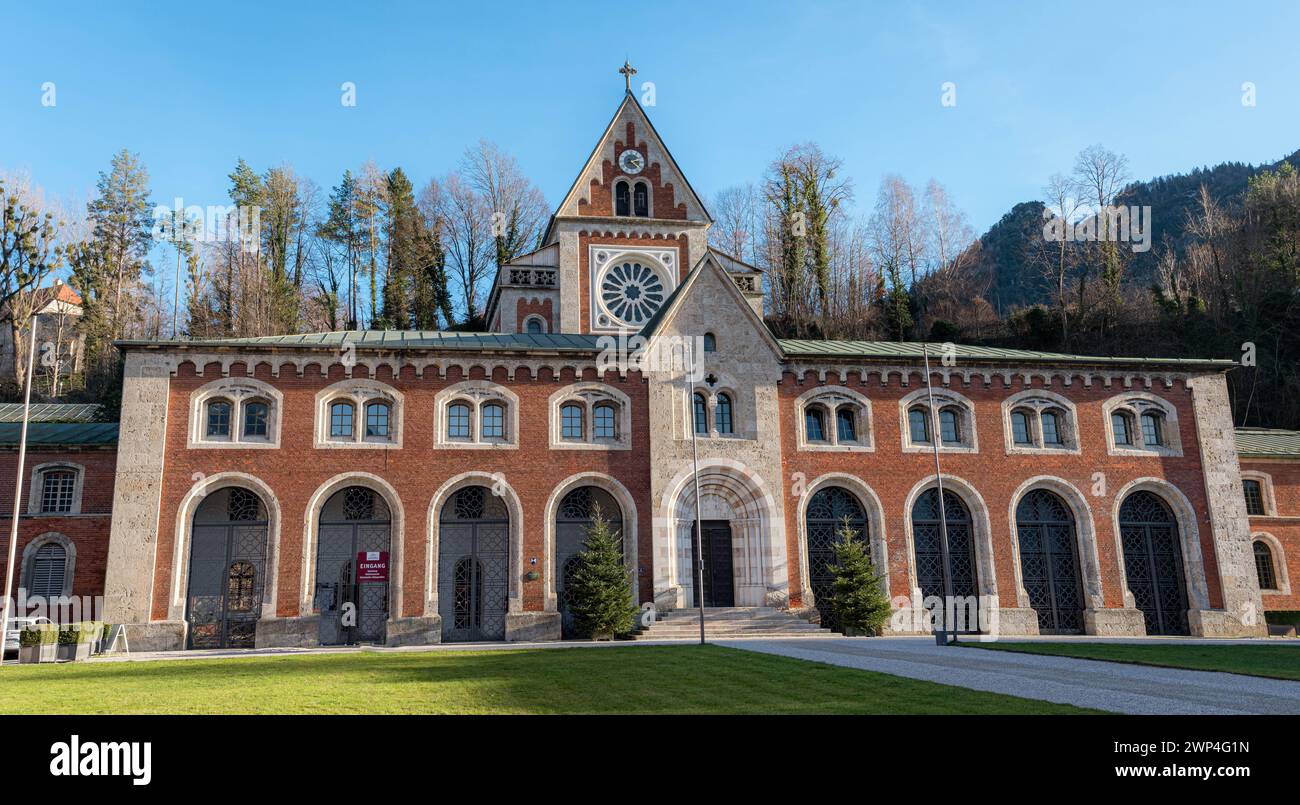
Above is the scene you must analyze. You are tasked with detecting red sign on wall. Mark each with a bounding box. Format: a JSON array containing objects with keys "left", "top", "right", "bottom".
[{"left": 356, "top": 551, "right": 389, "bottom": 583}]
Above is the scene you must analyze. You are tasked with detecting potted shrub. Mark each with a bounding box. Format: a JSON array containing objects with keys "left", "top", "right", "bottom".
[
  {"left": 56, "top": 623, "right": 98, "bottom": 662},
  {"left": 19, "top": 624, "right": 58, "bottom": 664}
]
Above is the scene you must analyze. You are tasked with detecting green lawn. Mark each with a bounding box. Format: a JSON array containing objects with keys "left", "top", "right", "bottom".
[
  {"left": 0, "top": 644, "right": 1096, "bottom": 714},
  {"left": 968, "top": 642, "right": 1300, "bottom": 682}
]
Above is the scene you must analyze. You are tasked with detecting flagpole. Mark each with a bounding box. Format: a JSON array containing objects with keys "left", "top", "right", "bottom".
[
  {"left": 922, "top": 343, "right": 957, "bottom": 645},
  {"left": 2, "top": 313, "right": 39, "bottom": 663},
  {"left": 689, "top": 365, "right": 706, "bottom": 646}
]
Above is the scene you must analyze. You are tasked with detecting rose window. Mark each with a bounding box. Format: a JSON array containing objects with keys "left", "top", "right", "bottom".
[{"left": 600, "top": 261, "right": 665, "bottom": 325}]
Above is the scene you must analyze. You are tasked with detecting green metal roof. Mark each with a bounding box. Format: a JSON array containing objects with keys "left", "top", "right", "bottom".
[
  {"left": 1235, "top": 428, "right": 1300, "bottom": 459},
  {"left": 0, "top": 403, "right": 103, "bottom": 423},
  {"left": 118, "top": 331, "right": 606, "bottom": 352},
  {"left": 777, "top": 339, "right": 1236, "bottom": 369},
  {"left": 0, "top": 422, "right": 118, "bottom": 447}
]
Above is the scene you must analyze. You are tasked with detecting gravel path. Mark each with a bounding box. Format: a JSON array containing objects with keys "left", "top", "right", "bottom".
[{"left": 722, "top": 636, "right": 1300, "bottom": 715}]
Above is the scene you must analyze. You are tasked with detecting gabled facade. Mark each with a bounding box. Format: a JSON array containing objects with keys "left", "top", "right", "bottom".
[{"left": 76, "top": 83, "right": 1272, "bottom": 651}]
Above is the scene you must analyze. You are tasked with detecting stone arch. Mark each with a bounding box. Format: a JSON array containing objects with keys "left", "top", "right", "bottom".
[
  {"left": 19, "top": 531, "right": 76, "bottom": 598},
  {"left": 658, "top": 459, "right": 784, "bottom": 608},
  {"left": 1110, "top": 477, "right": 1210, "bottom": 613},
  {"left": 169, "top": 472, "right": 281, "bottom": 621},
  {"left": 300, "top": 472, "right": 405, "bottom": 618},
  {"left": 901, "top": 474, "right": 998, "bottom": 602},
  {"left": 1007, "top": 476, "right": 1104, "bottom": 612},
  {"left": 794, "top": 473, "right": 889, "bottom": 604},
  {"left": 541, "top": 472, "right": 639, "bottom": 611},
  {"left": 424, "top": 471, "right": 524, "bottom": 617}
]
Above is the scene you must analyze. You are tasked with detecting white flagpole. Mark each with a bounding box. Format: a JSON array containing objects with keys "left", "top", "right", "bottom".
[
  {"left": 2, "top": 314, "right": 40, "bottom": 662},
  {"left": 922, "top": 343, "right": 957, "bottom": 645}
]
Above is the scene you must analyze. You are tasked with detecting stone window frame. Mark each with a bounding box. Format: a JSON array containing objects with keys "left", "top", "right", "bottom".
[
  {"left": 315, "top": 378, "right": 404, "bottom": 449},
  {"left": 1000, "top": 389, "right": 1081, "bottom": 456},
  {"left": 434, "top": 380, "right": 519, "bottom": 450},
  {"left": 548, "top": 382, "right": 631, "bottom": 451},
  {"left": 19, "top": 531, "right": 75, "bottom": 598},
  {"left": 1101, "top": 392, "right": 1183, "bottom": 457},
  {"left": 27, "top": 461, "right": 85, "bottom": 516},
  {"left": 188, "top": 377, "right": 284, "bottom": 449},
  {"left": 684, "top": 382, "right": 746, "bottom": 441},
  {"left": 1240, "top": 470, "right": 1277, "bottom": 517},
  {"left": 898, "top": 387, "right": 978, "bottom": 454},
  {"left": 522, "top": 314, "right": 549, "bottom": 334},
  {"left": 1251, "top": 532, "right": 1290, "bottom": 595},
  {"left": 795, "top": 386, "right": 875, "bottom": 452}
]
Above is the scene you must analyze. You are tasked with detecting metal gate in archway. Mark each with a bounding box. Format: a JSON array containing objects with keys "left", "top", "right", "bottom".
[
  {"left": 911, "top": 488, "right": 981, "bottom": 632},
  {"left": 186, "top": 487, "right": 269, "bottom": 649},
  {"left": 1119, "top": 490, "right": 1190, "bottom": 636},
  {"left": 439, "top": 486, "right": 509, "bottom": 642},
  {"left": 315, "top": 487, "right": 392, "bottom": 645},
  {"left": 555, "top": 487, "right": 623, "bottom": 638},
  {"left": 805, "top": 486, "right": 867, "bottom": 633},
  {"left": 1016, "top": 489, "right": 1084, "bottom": 633}
]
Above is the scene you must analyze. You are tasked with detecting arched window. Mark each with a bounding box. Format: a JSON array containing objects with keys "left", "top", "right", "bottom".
[
  {"left": 593, "top": 403, "right": 617, "bottom": 439},
  {"left": 835, "top": 406, "right": 857, "bottom": 442},
  {"left": 939, "top": 408, "right": 962, "bottom": 445},
  {"left": 1140, "top": 412, "right": 1164, "bottom": 446},
  {"left": 27, "top": 542, "right": 66, "bottom": 599},
  {"left": 614, "top": 181, "right": 630, "bottom": 216},
  {"left": 693, "top": 393, "right": 708, "bottom": 435},
  {"left": 206, "top": 399, "right": 232, "bottom": 438},
  {"left": 1111, "top": 412, "right": 1133, "bottom": 446},
  {"left": 911, "top": 488, "right": 980, "bottom": 631},
  {"left": 1041, "top": 410, "right": 1063, "bottom": 445},
  {"left": 39, "top": 469, "right": 77, "bottom": 514},
  {"left": 561, "top": 403, "right": 584, "bottom": 440},
  {"left": 805, "top": 487, "right": 867, "bottom": 633},
  {"left": 1010, "top": 410, "right": 1032, "bottom": 445},
  {"left": 448, "top": 403, "right": 472, "bottom": 439},
  {"left": 1254, "top": 541, "right": 1278, "bottom": 590},
  {"left": 243, "top": 400, "right": 269, "bottom": 439},
  {"left": 1243, "top": 479, "right": 1265, "bottom": 516},
  {"left": 633, "top": 182, "right": 649, "bottom": 217},
  {"left": 329, "top": 401, "right": 355, "bottom": 439},
  {"left": 481, "top": 402, "right": 505, "bottom": 439},
  {"left": 525, "top": 317, "right": 544, "bottom": 334},
  {"left": 804, "top": 406, "right": 826, "bottom": 442},
  {"left": 715, "top": 393, "right": 734, "bottom": 435},
  {"left": 703, "top": 332, "right": 716, "bottom": 352},
  {"left": 908, "top": 407, "right": 930, "bottom": 443},
  {"left": 365, "top": 401, "right": 391, "bottom": 439}
]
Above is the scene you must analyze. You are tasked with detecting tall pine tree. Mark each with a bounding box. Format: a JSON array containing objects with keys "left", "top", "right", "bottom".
[{"left": 566, "top": 505, "right": 637, "bottom": 640}]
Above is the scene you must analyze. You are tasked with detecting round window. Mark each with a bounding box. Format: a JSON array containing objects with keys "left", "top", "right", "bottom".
[{"left": 599, "top": 261, "right": 666, "bottom": 326}]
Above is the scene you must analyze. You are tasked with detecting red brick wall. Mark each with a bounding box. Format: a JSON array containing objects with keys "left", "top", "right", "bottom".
[
  {"left": 777, "top": 372, "right": 1221, "bottom": 612},
  {"left": 516, "top": 298, "right": 553, "bottom": 333},
  {"left": 1241, "top": 458, "right": 1300, "bottom": 611},
  {"left": 0, "top": 447, "right": 116, "bottom": 601},
  {"left": 152, "top": 362, "right": 653, "bottom": 621}
]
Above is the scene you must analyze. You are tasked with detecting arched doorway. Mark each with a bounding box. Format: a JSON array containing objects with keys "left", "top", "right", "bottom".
[
  {"left": 1016, "top": 489, "right": 1084, "bottom": 633},
  {"left": 911, "top": 488, "right": 980, "bottom": 631},
  {"left": 315, "top": 486, "right": 392, "bottom": 645},
  {"left": 555, "top": 486, "right": 624, "bottom": 638},
  {"left": 186, "top": 487, "right": 269, "bottom": 649},
  {"left": 1119, "top": 490, "right": 1189, "bottom": 635},
  {"left": 805, "top": 486, "right": 867, "bottom": 633},
  {"left": 439, "top": 486, "right": 509, "bottom": 642}
]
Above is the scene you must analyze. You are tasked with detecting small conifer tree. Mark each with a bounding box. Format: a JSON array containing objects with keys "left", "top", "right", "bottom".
[
  {"left": 567, "top": 504, "right": 638, "bottom": 640},
  {"left": 829, "top": 517, "right": 892, "bottom": 636}
]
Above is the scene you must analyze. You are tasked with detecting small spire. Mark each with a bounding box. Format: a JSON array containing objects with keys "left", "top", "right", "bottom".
[{"left": 619, "top": 60, "right": 637, "bottom": 93}]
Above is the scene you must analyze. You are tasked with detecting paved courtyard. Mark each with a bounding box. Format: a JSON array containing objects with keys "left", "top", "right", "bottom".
[{"left": 723, "top": 636, "right": 1300, "bottom": 715}]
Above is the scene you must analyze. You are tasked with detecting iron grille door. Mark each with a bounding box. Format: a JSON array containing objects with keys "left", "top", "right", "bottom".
[
  {"left": 1119, "top": 492, "right": 1189, "bottom": 636},
  {"left": 186, "top": 521, "right": 267, "bottom": 649},
  {"left": 911, "top": 489, "right": 980, "bottom": 633},
  {"left": 1016, "top": 491, "right": 1084, "bottom": 633},
  {"left": 439, "top": 521, "right": 509, "bottom": 641},
  {"left": 805, "top": 487, "right": 867, "bottom": 632},
  {"left": 315, "top": 521, "right": 392, "bottom": 645}
]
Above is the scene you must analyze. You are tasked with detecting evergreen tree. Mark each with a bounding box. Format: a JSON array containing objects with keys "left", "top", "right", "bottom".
[
  {"left": 320, "top": 171, "right": 363, "bottom": 327},
  {"left": 381, "top": 167, "right": 418, "bottom": 329},
  {"left": 828, "top": 517, "right": 892, "bottom": 636},
  {"left": 566, "top": 505, "right": 637, "bottom": 640}
]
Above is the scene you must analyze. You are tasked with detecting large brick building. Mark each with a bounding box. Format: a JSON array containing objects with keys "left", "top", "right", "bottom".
[{"left": 6, "top": 87, "right": 1294, "bottom": 650}]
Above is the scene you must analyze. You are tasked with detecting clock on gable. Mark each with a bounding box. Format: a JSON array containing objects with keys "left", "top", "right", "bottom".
[{"left": 618, "top": 148, "right": 645, "bottom": 175}]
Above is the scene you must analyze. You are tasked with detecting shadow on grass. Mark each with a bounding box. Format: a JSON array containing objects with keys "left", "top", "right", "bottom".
[{"left": 1, "top": 644, "right": 1097, "bottom": 715}]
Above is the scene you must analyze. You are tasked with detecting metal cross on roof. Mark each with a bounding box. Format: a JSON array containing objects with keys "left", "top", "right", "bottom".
[{"left": 619, "top": 60, "right": 637, "bottom": 93}]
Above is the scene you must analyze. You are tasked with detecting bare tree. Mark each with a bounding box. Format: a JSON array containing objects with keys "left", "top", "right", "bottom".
[
  {"left": 709, "top": 183, "right": 761, "bottom": 263},
  {"left": 438, "top": 172, "right": 494, "bottom": 323},
  {"left": 460, "top": 140, "right": 549, "bottom": 267}
]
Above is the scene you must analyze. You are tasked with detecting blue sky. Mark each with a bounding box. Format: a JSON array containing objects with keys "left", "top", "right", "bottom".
[{"left": 3, "top": 0, "right": 1298, "bottom": 236}]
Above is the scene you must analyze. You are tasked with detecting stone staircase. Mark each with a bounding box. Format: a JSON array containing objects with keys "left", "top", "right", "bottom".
[{"left": 633, "top": 607, "right": 838, "bottom": 640}]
